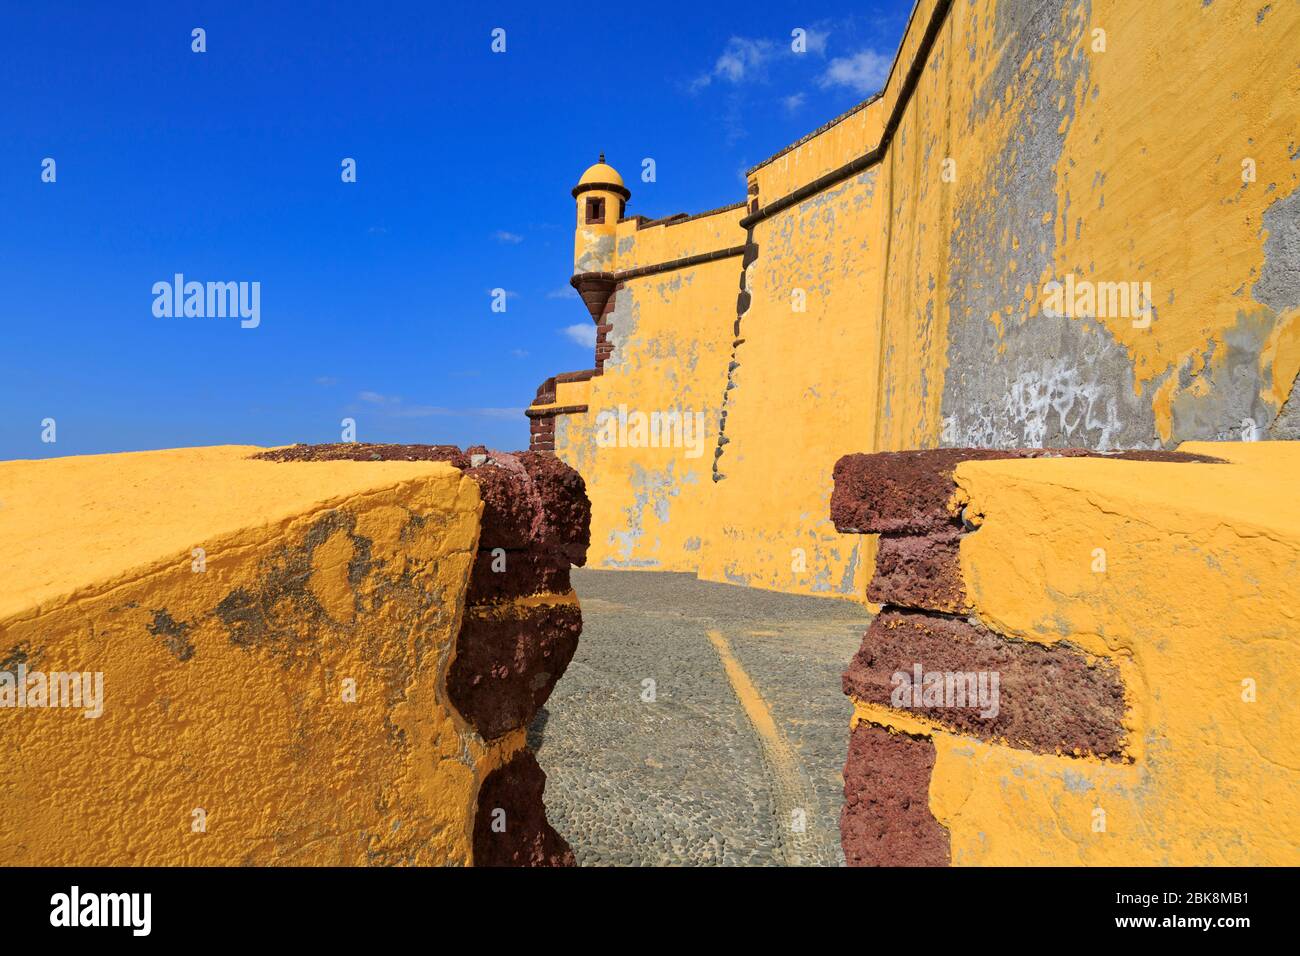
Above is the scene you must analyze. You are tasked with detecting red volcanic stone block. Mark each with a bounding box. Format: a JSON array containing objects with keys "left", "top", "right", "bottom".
[
  {"left": 465, "top": 547, "right": 571, "bottom": 605},
  {"left": 844, "top": 610, "right": 1127, "bottom": 758},
  {"left": 841, "top": 723, "right": 950, "bottom": 867},
  {"left": 253, "top": 442, "right": 470, "bottom": 468},
  {"left": 831, "top": 447, "right": 1221, "bottom": 536},
  {"left": 466, "top": 461, "right": 540, "bottom": 550},
  {"left": 466, "top": 451, "right": 591, "bottom": 565},
  {"left": 473, "top": 749, "right": 575, "bottom": 867},
  {"left": 447, "top": 602, "right": 582, "bottom": 742},
  {"left": 515, "top": 451, "right": 591, "bottom": 565},
  {"left": 868, "top": 530, "right": 965, "bottom": 612}
]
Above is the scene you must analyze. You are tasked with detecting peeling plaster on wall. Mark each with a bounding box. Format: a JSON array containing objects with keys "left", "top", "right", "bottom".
[
  {"left": 778, "top": 171, "right": 877, "bottom": 264},
  {"left": 945, "top": 313, "right": 1158, "bottom": 450},
  {"left": 606, "top": 457, "right": 700, "bottom": 568},
  {"left": 1270, "top": 377, "right": 1300, "bottom": 439},
  {"left": 838, "top": 540, "right": 862, "bottom": 594},
  {"left": 1253, "top": 187, "right": 1300, "bottom": 314},
  {"left": 807, "top": 536, "right": 863, "bottom": 595},
  {"left": 606, "top": 283, "right": 641, "bottom": 369},
  {"left": 943, "top": 0, "right": 1102, "bottom": 448},
  {"left": 644, "top": 278, "right": 702, "bottom": 386},
  {"left": 1169, "top": 311, "right": 1277, "bottom": 442},
  {"left": 1157, "top": 179, "right": 1300, "bottom": 442},
  {"left": 1256, "top": 188, "right": 1300, "bottom": 439},
  {"left": 606, "top": 279, "right": 720, "bottom": 443},
  {"left": 723, "top": 563, "right": 750, "bottom": 587},
  {"left": 698, "top": 162, "right": 881, "bottom": 597},
  {"left": 576, "top": 233, "right": 615, "bottom": 274}
]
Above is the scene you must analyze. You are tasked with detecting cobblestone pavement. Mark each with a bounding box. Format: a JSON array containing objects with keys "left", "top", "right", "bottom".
[{"left": 529, "top": 569, "right": 874, "bottom": 866}]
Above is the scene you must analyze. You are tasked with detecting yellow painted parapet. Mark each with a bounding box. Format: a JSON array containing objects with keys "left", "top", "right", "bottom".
[
  {"left": 836, "top": 442, "right": 1300, "bottom": 866},
  {"left": 0, "top": 445, "right": 581, "bottom": 866},
  {"left": 938, "top": 441, "right": 1300, "bottom": 864}
]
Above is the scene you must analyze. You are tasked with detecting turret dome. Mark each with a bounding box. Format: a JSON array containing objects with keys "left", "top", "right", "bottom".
[{"left": 573, "top": 153, "right": 630, "bottom": 199}]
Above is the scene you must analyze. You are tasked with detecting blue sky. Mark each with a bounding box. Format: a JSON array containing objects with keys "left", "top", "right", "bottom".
[{"left": 0, "top": 0, "right": 913, "bottom": 459}]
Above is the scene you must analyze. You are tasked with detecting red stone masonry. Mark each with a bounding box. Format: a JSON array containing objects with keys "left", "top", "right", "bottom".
[{"left": 830, "top": 446, "right": 1221, "bottom": 866}]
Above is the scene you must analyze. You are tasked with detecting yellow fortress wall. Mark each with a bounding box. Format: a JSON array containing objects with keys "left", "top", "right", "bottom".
[
  {"left": 560, "top": 254, "right": 739, "bottom": 570},
  {"left": 0, "top": 445, "right": 581, "bottom": 866},
  {"left": 538, "top": 190, "right": 747, "bottom": 571},
  {"left": 530, "top": 0, "right": 1300, "bottom": 601}
]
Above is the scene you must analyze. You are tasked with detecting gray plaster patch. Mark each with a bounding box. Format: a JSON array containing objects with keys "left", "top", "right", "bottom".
[
  {"left": 576, "top": 234, "right": 615, "bottom": 274},
  {"left": 1268, "top": 373, "right": 1300, "bottom": 439},
  {"left": 1253, "top": 188, "right": 1300, "bottom": 314},
  {"left": 605, "top": 282, "right": 641, "bottom": 370},
  {"left": 944, "top": 314, "right": 1159, "bottom": 451},
  {"left": 605, "top": 457, "right": 699, "bottom": 568},
  {"left": 944, "top": 0, "right": 1109, "bottom": 447},
  {"left": 837, "top": 540, "right": 861, "bottom": 594},
  {"left": 1169, "top": 312, "right": 1275, "bottom": 442}
]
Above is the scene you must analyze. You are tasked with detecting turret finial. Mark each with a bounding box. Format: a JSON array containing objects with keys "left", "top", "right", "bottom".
[{"left": 598, "top": 152, "right": 605, "bottom": 164}]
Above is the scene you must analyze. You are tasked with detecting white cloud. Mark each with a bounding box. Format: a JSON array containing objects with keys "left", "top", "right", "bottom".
[
  {"left": 546, "top": 286, "right": 579, "bottom": 300},
  {"left": 493, "top": 230, "right": 524, "bottom": 244},
  {"left": 818, "top": 49, "right": 891, "bottom": 95},
  {"left": 562, "top": 324, "right": 597, "bottom": 348},
  {"left": 511, "top": 348, "right": 530, "bottom": 358},
  {"left": 691, "top": 37, "right": 776, "bottom": 91},
  {"left": 803, "top": 28, "right": 829, "bottom": 55},
  {"left": 782, "top": 92, "right": 806, "bottom": 113}
]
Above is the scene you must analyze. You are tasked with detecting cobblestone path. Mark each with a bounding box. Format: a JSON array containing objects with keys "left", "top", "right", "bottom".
[{"left": 529, "top": 569, "right": 873, "bottom": 866}]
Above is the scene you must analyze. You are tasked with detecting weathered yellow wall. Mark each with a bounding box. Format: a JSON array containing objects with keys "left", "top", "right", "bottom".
[
  {"left": 552, "top": 207, "right": 744, "bottom": 571},
  {"left": 535, "top": 0, "right": 1300, "bottom": 600},
  {"left": 0, "top": 446, "right": 527, "bottom": 865},
  {"left": 696, "top": 168, "right": 887, "bottom": 597},
  {"left": 575, "top": 185, "right": 621, "bottom": 273},
  {"left": 859, "top": 441, "right": 1300, "bottom": 864},
  {"left": 613, "top": 205, "right": 746, "bottom": 270},
  {"left": 560, "top": 260, "right": 737, "bottom": 570}
]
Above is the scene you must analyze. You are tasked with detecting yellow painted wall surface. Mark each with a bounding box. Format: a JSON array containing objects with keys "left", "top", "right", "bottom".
[
  {"left": 535, "top": 0, "right": 1300, "bottom": 600},
  {"left": 575, "top": 186, "right": 621, "bottom": 273},
  {"left": 0, "top": 446, "right": 528, "bottom": 865},
  {"left": 878, "top": 442, "right": 1300, "bottom": 864},
  {"left": 560, "top": 255, "right": 737, "bottom": 570},
  {"left": 695, "top": 168, "right": 887, "bottom": 597},
  {"left": 614, "top": 205, "right": 747, "bottom": 271}
]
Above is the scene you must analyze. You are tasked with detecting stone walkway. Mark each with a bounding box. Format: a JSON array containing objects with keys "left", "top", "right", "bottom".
[{"left": 529, "top": 569, "right": 873, "bottom": 866}]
